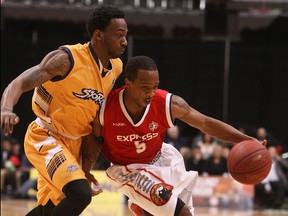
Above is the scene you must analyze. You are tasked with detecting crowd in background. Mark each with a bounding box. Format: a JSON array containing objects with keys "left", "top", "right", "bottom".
[
  {"left": 164, "top": 125, "right": 288, "bottom": 210},
  {"left": 1, "top": 125, "right": 288, "bottom": 209}
]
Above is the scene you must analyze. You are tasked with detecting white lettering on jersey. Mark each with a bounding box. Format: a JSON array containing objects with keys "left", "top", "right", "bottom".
[
  {"left": 117, "top": 133, "right": 159, "bottom": 142},
  {"left": 73, "top": 88, "right": 104, "bottom": 106}
]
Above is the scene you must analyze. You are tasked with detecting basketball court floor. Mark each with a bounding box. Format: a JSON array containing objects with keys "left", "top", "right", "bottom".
[
  {"left": 1, "top": 198, "right": 288, "bottom": 216},
  {"left": 2, "top": 171, "right": 287, "bottom": 215}
]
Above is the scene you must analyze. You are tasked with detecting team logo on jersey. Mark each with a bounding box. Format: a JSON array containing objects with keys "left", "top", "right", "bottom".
[
  {"left": 66, "top": 164, "right": 78, "bottom": 173},
  {"left": 149, "top": 121, "right": 158, "bottom": 132},
  {"left": 113, "top": 123, "right": 126, "bottom": 126},
  {"left": 150, "top": 183, "right": 173, "bottom": 206},
  {"left": 73, "top": 88, "right": 104, "bottom": 106}
]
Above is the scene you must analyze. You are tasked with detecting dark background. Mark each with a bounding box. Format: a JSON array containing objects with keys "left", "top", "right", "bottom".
[{"left": 1, "top": 14, "right": 288, "bottom": 148}]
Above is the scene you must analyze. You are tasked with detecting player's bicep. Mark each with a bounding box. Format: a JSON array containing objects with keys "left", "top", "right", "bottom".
[
  {"left": 16, "top": 49, "right": 71, "bottom": 92},
  {"left": 39, "top": 49, "right": 71, "bottom": 78},
  {"left": 171, "top": 95, "right": 206, "bottom": 130}
]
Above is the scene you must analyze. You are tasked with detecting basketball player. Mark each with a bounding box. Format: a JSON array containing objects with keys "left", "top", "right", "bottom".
[
  {"left": 0, "top": 6, "right": 128, "bottom": 216},
  {"left": 88, "top": 56, "right": 266, "bottom": 216}
]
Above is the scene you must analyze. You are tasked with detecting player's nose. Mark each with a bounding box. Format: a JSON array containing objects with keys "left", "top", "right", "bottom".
[{"left": 122, "top": 37, "right": 128, "bottom": 47}]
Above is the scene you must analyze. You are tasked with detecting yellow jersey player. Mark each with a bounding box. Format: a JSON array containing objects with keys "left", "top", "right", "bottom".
[{"left": 0, "top": 6, "right": 128, "bottom": 216}]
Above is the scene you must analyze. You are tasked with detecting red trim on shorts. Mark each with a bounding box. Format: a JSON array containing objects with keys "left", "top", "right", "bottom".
[
  {"left": 125, "top": 182, "right": 152, "bottom": 202},
  {"left": 106, "top": 171, "right": 116, "bottom": 181}
]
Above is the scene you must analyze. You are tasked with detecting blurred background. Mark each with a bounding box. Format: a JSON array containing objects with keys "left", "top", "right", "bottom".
[
  {"left": 1, "top": 0, "right": 288, "bottom": 146},
  {"left": 1, "top": 0, "right": 288, "bottom": 214}
]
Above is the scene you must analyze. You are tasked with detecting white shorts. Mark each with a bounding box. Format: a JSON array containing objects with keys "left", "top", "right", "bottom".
[{"left": 106, "top": 143, "right": 198, "bottom": 216}]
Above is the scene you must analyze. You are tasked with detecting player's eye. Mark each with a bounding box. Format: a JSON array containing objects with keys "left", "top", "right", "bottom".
[{"left": 153, "top": 85, "right": 158, "bottom": 90}]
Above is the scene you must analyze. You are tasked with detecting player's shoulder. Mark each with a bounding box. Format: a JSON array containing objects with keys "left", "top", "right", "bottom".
[
  {"left": 154, "top": 89, "right": 170, "bottom": 99},
  {"left": 110, "top": 57, "right": 123, "bottom": 65},
  {"left": 59, "top": 42, "right": 89, "bottom": 53},
  {"left": 108, "top": 86, "right": 125, "bottom": 99}
]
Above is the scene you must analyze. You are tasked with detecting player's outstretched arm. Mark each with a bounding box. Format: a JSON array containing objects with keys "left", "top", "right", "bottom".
[
  {"left": 170, "top": 94, "right": 261, "bottom": 144},
  {"left": 0, "top": 49, "right": 71, "bottom": 136}
]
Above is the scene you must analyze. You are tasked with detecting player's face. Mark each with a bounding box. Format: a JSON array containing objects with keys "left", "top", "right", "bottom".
[
  {"left": 129, "top": 69, "right": 159, "bottom": 108},
  {"left": 102, "top": 18, "right": 128, "bottom": 58}
]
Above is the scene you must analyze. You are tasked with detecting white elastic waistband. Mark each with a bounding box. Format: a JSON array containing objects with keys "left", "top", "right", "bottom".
[{"left": 35, "top": 117, "right": 80, "bottom": 140}]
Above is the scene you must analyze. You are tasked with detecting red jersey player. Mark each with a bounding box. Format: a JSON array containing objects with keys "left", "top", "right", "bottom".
[{"left": 86, "top": 56, "right": 266, "bottom": 216}]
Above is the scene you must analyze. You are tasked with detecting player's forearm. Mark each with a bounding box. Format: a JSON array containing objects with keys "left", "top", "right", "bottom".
[
  {"left": 1, "top": 66, "right": 44, "bottom": 110},
  {"left": 201, "top": 117, "right": 255, "bottom": 144},
  {"left": 1, "top": 79, "right": 25, "bottom": 110},
  {"left": 81, "top": 134, "right": 102, "bottom": 171},
  {"left": 82, "top": 156, "right": 94, "bottom": 174}
]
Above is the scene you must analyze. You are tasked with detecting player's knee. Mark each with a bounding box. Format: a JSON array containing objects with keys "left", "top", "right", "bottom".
[
  {"left": 174, "top": 198, "right": 192, "bottom": 216},
  {"left": 63, "top": 179, "right": 92, "bottom": 208},
  {"left": 106, "top": 165, "right": 123, "bottom": 179}
]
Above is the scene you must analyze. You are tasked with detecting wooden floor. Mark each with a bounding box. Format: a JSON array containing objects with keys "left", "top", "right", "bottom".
[{"left": 1, "top": 198, "right": 288, "bottom": 216}]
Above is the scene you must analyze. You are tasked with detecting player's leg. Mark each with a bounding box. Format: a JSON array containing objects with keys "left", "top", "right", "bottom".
[
  {"left": 175, "top": 198, "right": 192, "bottom": 216},
  {"left": 24, "top": 121, "right": 91, "bottom": 215},
  {"left": 106, "top": 164, "right": 196, "bottom": 216},
  {"left": 154, "top": 143, "right": 196, "bottom": 215},
  {"left": 49, "top": 135, "right": 92, "bottom": 215},
  {"left": 51, "top": 179, "right": 91, "bottom": 215},
  {"left": 128, "top": 198, "right": 191, "bottom": 216},
  {"left": 25, "top": 199, "right": 56, "bottom": 216},
  {"left": 128, "top": 200, "right": 153, "bottom": 216}
]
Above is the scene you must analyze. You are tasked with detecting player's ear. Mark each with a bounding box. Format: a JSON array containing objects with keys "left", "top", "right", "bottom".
[
  {"left": 94, "top": 29, "right": 103, "bottom": 40},
  {"left": 125, "top": 78, "right": 132, "bottom": 87}
]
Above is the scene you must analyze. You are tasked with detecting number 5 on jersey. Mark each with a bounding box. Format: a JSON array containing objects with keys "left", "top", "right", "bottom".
[{"left": 134, "top": 141, "right": 146, "bottom": 153}]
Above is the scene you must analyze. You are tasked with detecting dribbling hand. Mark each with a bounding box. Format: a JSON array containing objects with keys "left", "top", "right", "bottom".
[{"left": 250, "top": 137, "right": 267, "bottom": 147}]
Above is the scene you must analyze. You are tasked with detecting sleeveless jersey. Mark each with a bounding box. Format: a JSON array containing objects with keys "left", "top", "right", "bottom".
[
  {"left": 32, "top": 42, "right": 123, "bottom": 138},
  {"left": 100, "top": 87, "right": 174, "bottom": 165}
]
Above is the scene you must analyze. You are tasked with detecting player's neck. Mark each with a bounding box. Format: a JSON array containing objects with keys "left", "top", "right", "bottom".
[
  {"left": 90, "top": 41, "right": 110, "bottom": 68},
  {"left": 123, "top": 90, "right": 146, "bottom": 124}
]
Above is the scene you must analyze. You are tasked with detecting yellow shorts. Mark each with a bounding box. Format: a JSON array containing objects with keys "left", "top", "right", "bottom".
[{"left": 24, "top": 120, "right": 86, "bottom": 206}]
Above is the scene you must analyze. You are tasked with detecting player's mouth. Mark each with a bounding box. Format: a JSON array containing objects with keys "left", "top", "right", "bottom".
[
  {"left": 144, "top": 98, "right": 152, "bottom": 104},
  {"left": 120, "top": 47, "right": 125, "bottom": 53}
]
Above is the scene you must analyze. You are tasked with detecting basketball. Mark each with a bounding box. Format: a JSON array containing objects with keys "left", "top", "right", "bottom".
[{"left": 227, "top": 140, "right": 272, "bottom": 185}]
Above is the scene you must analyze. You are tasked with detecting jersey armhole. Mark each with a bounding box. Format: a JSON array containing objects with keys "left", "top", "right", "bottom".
[
  {"left": 50, "top": 46, "right": 74, "bottom": 82},
  {"left": 99, "top": 99, "right": 107, "bottom": 127},
  {"left": 166, "top": 93, "right": 174, "bottom": 127}
]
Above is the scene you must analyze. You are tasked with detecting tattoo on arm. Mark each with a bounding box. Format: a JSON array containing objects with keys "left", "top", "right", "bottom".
[
  {"left": 19, "top": 50, "right": 71, "bottom": 92},
  {"left": 42, "top": 50, "right": 71, "bottom": 77}
]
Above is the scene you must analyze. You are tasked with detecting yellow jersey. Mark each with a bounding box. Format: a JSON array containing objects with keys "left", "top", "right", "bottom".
[{"left": 32, "top": 42, "right": 123, "bottom": 138}]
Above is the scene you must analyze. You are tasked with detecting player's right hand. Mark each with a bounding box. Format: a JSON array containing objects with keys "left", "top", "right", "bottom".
[
  {"left": 85, "top": 172, "right": 103, "bottom": 196},
  {"left": 1, "top": 108, "right": 19, "bottom": 136}
]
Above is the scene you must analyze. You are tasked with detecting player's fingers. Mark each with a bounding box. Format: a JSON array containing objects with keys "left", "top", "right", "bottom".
[
  {"left": 4, "top": 117, "right": 11, "bottom": 136},
  {"left": 91, "top": 189, "right": 103, "bottom": 196},
  {"left": 0, "top": 117, "right": 4, "bottom": 129},
  {"left": 9, "top": 116, "right": 17, "bottom": 134},
  {"left": 14, "top": 116, "right": 20, "bottom": 124},
  {"left": 92, "top": 178, "right": 100, "bottom": 186},
  {"left": 87, "top": 173, "right": 99, "bottom": 186},
  {"left": 262, "top": 139, "right": 267, "bottom": 146}
]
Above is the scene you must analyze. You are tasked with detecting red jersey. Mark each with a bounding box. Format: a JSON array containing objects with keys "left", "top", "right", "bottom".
[{"left": 100, "top": 87, "right": 174, "bottom": 165}]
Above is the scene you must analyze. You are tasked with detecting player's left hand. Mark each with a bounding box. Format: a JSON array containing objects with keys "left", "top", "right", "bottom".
[
  {"left": 260, "top": 139, "right": 267, "bottom": 146},
  {"left": 250, "top": 137, "right": 267, "bottom": 146},
  {"left": 85, "top": 172, "right": 103, "bottom": 196}
]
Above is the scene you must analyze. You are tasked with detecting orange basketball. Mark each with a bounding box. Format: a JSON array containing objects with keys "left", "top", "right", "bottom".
[{"left": 227, "top": 140, "right": 272, "bottom": 184}]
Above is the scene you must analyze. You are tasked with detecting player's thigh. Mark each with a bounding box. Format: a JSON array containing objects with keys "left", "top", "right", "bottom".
[{"left": 25, "top": 122, "right": 86, "bottom": 200}]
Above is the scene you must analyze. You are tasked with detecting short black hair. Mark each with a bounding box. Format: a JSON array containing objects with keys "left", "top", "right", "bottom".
[
  {"left": 125, "top": 56, "right": 158, "bottom": 81},
  {"left": 86, "top": 6, "right": 125, "bottom": 38}
]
